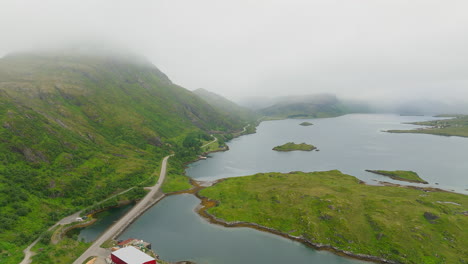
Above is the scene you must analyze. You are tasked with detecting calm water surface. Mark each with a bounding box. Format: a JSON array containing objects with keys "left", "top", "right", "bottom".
[
  {"left": 116, "top": 114, "right": 468, "bottom": 263},
  {"left": 120, "top": 194, "right": 368, "bottom": 264},
  {"left": 188, "top": 114, "right": 468, "bottom": 193},
  {"left": 76, "top": 203, "right": 134, "bottom": 242}
]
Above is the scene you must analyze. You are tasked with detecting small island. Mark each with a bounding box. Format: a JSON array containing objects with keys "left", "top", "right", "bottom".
[
  {"left": 273, "top": 142, "right": 316, "bottom": 151},
  {"left": 366, "top": 170, "right": 428, "bottom": 184},
  {"left": 299, "top": 122, "right": 313, "bottom": 126}
]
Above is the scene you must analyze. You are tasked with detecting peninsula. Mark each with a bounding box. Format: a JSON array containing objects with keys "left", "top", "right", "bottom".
[
  {"left": 198, "top": 171, "right": 468, "bottom": 264},
  {"left": 387, "top": 115, "right": 468, "bottom": 138},
  {"left": 365, "top": 170, "right": 428, "bottom": 184}
]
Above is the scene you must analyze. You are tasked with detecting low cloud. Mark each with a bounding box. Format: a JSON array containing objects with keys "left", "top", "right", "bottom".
[{"left": 1, "top": 0, "right": 467, "bottom": 109}]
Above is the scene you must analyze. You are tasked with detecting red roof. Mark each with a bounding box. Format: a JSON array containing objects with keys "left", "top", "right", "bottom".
[
  {"left": 118, "top": 238, "right": 136, "bottom": 246},
  {"left": 111, "top": 246, "right": 156, "bottom": 264}
]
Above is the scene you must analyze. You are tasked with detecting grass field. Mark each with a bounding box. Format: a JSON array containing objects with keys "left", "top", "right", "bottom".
[
  {"left": 199, "top": 171, "right": 468, "bottom": 264},
  {"left": 161, "top": 159, "right": 192, "bottom": 193},
  {"left": 273, "top": 142, "right": 316, "bottom": 151},
  {"left": 366, "top": 170, "right": 428, "bottom": 184},
  {"left": 201, "top": 137, "right": 221, "bottom": 152}
]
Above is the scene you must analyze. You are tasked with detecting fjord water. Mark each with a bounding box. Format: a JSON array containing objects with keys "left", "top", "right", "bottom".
[
  {"left": 117, "top": 114, "right": 467, "bottom": 263},
  {"left": 188, "top": 114, "right": 468, "bottom": 194},
  {"left": 120, "top": 194, "right": 368, "bottom": 264}
]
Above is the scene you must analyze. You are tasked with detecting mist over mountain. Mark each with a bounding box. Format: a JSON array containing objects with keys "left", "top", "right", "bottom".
[
  {"left": 193, "top": 88, "right": 257, "bottom": 124},
  {"left": 368, "top": 99, "right": 468, "bottom": 116},
  {"left": 0, "top": 50, "right": 250, "bottom": 260},
  {"left": 1, "top": 1, "right": 468, "bottom": 263},
  {"left": 249, "top": 94, "right": 347, "bottom": 119},
  {"left": 3, "top": 0, "right": 468, "bottom": 104},
  {"left": 238, "top": 93, "right": 468, "bottom": 117}
]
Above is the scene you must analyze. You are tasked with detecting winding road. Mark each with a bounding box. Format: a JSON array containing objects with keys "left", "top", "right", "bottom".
[
  {"left": 66, "top": 154, "right": 170, "bottom": 264},
  {"left": 201, "top": 134, "right": 217, "bottom": 148},
  {"left": 20, "top": 184, "right": 141, "bottom": 264}
]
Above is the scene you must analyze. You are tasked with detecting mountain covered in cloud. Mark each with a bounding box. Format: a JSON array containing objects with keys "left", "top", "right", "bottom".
[
  {"left": 255, "top": 94, "right": 349, "bottom": 119},
  {"left": 237, "top": 93, "right": 374, "bottom": 119},
  {"left": 193, "top": 88, "right": 257, "bottom": 124},
  {"left": 0, "top": 50, "right": 249, "bottom": 262}
]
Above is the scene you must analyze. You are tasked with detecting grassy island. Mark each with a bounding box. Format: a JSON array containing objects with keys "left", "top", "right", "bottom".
[
  {"left": 299, "top": 122, "right": 313, "bottom": 126},
  {"left": 198, "top": 171, "right": 468, "bottom": 264},
  {"left": 387, "top": 115, "right": 468, "bottom": 138},
  {"left": 273, "top": 142, "right": 316, "bottom": 151},
  {"left": 366, "top": 170, "right": 428, "bottom": 184}
]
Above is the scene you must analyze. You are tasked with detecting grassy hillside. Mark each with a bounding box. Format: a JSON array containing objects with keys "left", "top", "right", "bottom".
[
  {"left": 199, "top": 171, "right": 468, "bottom": 264},
  {"left": 193, "top": 88, "right": 257, "bottom": 126},
  {"left": 258, "top": 94, "right": 347, "bottom": 119},
  {"left": 0, "top": 51, "right": 245, "bottom": 263}
]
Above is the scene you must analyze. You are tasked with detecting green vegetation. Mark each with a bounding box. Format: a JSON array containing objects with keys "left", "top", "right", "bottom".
[
  {"left": 366, "top": 170, "right": 428, "bottom": 184},
  {"left": 0, "top": 52, "right": 249, "bottom": 263},
  {"left": 199, "top": 171, "right": 468, "bottom": 264},
  {"left": 193, "top": 88, "right": 257, "bottom": 125},
  {"left": 30, "top": 236, "right": 90, "bottom": 264},
  {"left": 273, "top": 142, "right": 316, "bottom": 151},
  {"left": 299, "top": 122, "right": 313, "bottom": 126},
  {"left": 201, "top": 137, "right": 221, "bottom": 152},
  {"left": 387, "top": 115, "right": 468, "bottom": 137},
  {"left": 100, "top": 239, "right": 116, "bottom": 249},
  {"left": 82, "top": 187, "right": 146, "bottom": 216},
  {"left": 162, "top": 159, "right": 192, "bottom": 193}
]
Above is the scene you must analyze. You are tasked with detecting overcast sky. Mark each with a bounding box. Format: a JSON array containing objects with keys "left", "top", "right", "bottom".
[{"left": 1, "top": 0, "right": 468, "bottom": 104}]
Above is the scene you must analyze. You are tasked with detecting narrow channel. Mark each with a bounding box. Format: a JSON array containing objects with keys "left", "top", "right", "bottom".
[{"left": 72, "top": 203, "right": 134, "bottom": 243}]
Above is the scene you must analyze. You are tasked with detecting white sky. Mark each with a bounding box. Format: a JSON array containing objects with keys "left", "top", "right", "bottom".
[{"left": 1, "top": 0, "right": 468, "bottom": 103}]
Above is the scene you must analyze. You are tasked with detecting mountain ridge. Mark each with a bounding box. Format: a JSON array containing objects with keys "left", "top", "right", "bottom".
[{"left": 0, "top": 51, "right": 248, "bottom": 263}]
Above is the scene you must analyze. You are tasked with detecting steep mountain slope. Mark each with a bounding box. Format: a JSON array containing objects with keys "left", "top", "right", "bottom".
[
  {"left": 193, "top": 88, "right": 257, "bottom": 125},
  {"left": 0, "top": 51, "right": 245, "bottom": 263},
  {"left": 258, "top": 94, "right": 347, "bottom": 119}
]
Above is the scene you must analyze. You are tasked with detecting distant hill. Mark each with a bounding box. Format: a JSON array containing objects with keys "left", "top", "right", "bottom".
[
  {"left": 368, "top": 99, "right": 468, "bottom": 116},
  {"left": 194, "top": 88, "right": 257, "bottom": 125},
  {"left": 258, "top": 94, "right": 348, "bottom": 119},
  {"left": 0, "top": 51, "right": 246, "bottom": 263}
]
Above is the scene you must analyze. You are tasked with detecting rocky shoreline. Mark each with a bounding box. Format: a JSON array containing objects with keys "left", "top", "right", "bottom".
[{"left": 194, "top": 191, "right": 399, "bottom": 264}]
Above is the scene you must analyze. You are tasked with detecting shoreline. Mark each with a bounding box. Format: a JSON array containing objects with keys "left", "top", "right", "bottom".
[
  {"left": 365, "top": 170, "right": 428, "bottom": 184},
  {"left": 193, "top": 191, "right": 397, "bottom": 264},
  {"left": 62, "top": 200, "right": 135, "bottom": 240}
]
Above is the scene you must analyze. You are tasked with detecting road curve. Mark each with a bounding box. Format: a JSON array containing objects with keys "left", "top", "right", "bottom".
[
  {"left": 201, "top": 134, "right": 217, "bottom": 148},
  {"left": 72, "top": 155, "right": 172, "bottom": 264},
  {"left": 20, "top": 184, "right": 142, "bottom": 264}
]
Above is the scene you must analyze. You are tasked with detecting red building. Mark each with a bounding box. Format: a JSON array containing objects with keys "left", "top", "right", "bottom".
[{"left": 111, "top": 246, "right": 156, "bottom": 264}]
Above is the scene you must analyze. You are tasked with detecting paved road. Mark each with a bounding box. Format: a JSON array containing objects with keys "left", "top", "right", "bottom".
[
  {"left": 20, "top": 184, "right": 141, "bottom": 264},
  {"left": 201, "top": 134, "right": 217, "bottom": 148},
  {"left": 72, "top": 155, "right": 172, "bottom": 264}
]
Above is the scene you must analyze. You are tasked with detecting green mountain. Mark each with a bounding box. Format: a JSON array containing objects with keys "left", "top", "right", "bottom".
[
  {"left": 193, "top": 88, "right": 257, "bottom": 124},
  {"left": 0, "top": 51, "right": 245, "bottom": 263},
  {"left": 258, "top": 94, "right": 347, "bottom": 119}
]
